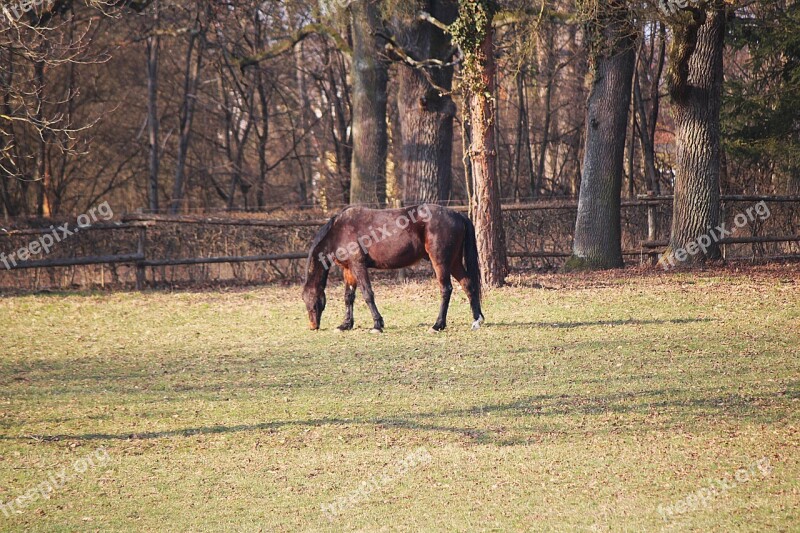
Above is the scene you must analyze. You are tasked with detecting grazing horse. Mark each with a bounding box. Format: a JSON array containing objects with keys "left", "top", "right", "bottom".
[{"left": 302, "top": 204, "right": 484, "bottom": 333}]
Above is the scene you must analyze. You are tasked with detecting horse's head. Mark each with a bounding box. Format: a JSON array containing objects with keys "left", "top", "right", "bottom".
[{"left": 303, "top": 282, "right": 326, "bottom": 330}]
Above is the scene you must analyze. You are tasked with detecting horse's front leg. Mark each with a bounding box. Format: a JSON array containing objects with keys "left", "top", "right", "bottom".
[
  {"left": 337, "top": 268, "right": 357, "bottom": 331},
  {"left": 352, "top": 262, "right": 384, "bottom": 333}
]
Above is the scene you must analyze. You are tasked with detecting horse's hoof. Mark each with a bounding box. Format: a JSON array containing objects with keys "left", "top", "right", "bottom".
[
  {"left": 370, "top": 328, "right": 383, "bottom": 334},
  {"left": 428, "top": 327, "right": 441, "bottom": 334},
  {"left": 471, "top": 317, "right": 484, "bottom": 330}
]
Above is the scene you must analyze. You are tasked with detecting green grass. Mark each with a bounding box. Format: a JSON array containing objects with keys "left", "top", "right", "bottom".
[{"left": 0, "top": 269, "right": 798, "bottom": 531}]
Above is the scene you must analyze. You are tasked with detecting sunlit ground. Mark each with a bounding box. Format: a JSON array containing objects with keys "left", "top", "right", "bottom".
[{"left": 0, "top": 266, "right": 798, "bottom": 531}]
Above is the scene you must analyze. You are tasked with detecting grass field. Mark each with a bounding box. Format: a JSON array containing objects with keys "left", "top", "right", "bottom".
[{"left": 1, "top": 266, "right": 799, "bottom": 532}]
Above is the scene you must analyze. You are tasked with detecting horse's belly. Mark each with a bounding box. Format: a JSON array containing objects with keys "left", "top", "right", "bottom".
[{"left": 366, "top": 236, "right": 426, "bottom": 269}]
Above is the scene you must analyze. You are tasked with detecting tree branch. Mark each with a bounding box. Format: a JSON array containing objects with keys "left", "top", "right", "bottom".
[
  {"left": 666, "top": 5, "right": 706, "bottom": 102},
  {"left": 417, "top": 10, "right": 449, "bottom": 31},
  {"left": 237, "top": 23, "right": 350, "bottom": 69}
]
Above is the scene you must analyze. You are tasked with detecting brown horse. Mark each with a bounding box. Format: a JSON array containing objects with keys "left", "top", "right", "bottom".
[{"left": 302, "top": 204, "right": 484, "bottom": 333}]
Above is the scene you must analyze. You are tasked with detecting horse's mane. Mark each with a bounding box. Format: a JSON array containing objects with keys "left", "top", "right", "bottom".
[{"left": 304, "top": 207, "right": 353, "bottom": 283}]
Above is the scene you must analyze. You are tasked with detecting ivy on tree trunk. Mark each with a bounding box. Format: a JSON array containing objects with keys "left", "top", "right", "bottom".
[{"left": 452, "top": 0, "right": 507, "bottom": 287}]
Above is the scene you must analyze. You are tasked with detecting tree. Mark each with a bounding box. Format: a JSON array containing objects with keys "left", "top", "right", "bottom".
[
  {"left": 724, "top": 1, "right": 800, "bottom": 194},
  {"left": 0, "top": 0, "right": 139, "bottom": 217},
  {"left": 349, "top": 0, "right": 389, "bottom": 206},
  {"left": 566, "top": 0, "right": 636, "bottom": 270},
  {"left": 391, "top": 0, "right": 458, "bottom": 205},
  {"left": 662, "top": 0, "right": 725, "bottom": 266},
  {"left": 451, "top": 0, "right": 506, "bottom": 287},
  {"left": 145, "top": 0, "right": 161, "bottom": 213},
  {"left": 169, "top": 5, "right": 208, "bottom": 214}
]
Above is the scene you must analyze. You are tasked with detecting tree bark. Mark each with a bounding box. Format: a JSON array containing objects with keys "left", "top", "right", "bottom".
[
  {"left": 634, "top": 70, "right": 660, "bottom": 194},
  {"left": 396, "top": 0, "right": 457, "bottom": 205},
  {"left": 255, "top": 68, "right": 271, "bottom": 209},
  {"left": 169, "top": 28, "right": 205, "bottom": 214},
  {"left": 349, "top": 0, "right": 388, "bottom": 207},
  {"left": 534, "top": 26, "right": 556, "bottom": 198},
  {"left": 663, "top": 3, "right": 725, "bottom": 266},
  {"left": 34, "top": 58, "right": 51, "bottom": 217},
  {"left": 513, "top": 67, "right": 533, "bottom": 201},
  {"left": 293, "top": 41, "right": 314, "bottom": 208},
  {"left": 649, "top": 22, "right": 666, "bottom": 158},
  {"left": 626, "top": 69, "right": 637, "bottom": 199},
  {"left": 568, "top": 0, "right": 635, "bottom": 270},
  {"left": 459, "top": 1, "right": 506, "bottom": 287},
  {"left": 145, "top": 3, "right": 160, "bottom": 214}
]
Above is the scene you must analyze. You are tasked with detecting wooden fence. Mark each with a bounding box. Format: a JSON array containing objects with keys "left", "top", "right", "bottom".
[{"left": 1, "top": 194, "right": 799, "bottom": 289}]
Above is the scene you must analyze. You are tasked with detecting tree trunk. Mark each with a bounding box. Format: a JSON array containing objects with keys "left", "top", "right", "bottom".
[
  {"left": 322, "top": 51, "right": 352, "bottom": 203},
  {"left": 396, "top": 0, "right": 457, "bottom": 205},
  {"left": 0, "top": 47, "right": 21, "bottom": 217},
  {"left": 633, "top": 70, "right": 660, "bottom": 194},
  {"left": 459, "top": 1, "right": 506, "bottom": 287},
  {"left": 255, "top": 69, "right": 271, "bottom": 209},
  {"left": 649, "top": 23, "right": 666, "bottom": 159},
  {"left": 534, "top": 27, "right": 556, "bottom": 198},
  {"left": 145, "top": 13, "right": 160, "bottom": 214},
  {"left": 626, "top": 73, "right": 636, "bottom": 199},
  {"left": 513, "top": 67, "right": 533, "bottom": 201},
  {"left": 293, "top": 41, "right": 314, "bottom": 207},
  {"left": 349, "top": 0, "right": 388, "bottom": 207},
  {"left": 169, "top": 29, "right": 205, "bottom": 214},
  {"left": 567, "top": 0, "right": 635, "bottom": 271},
  {"left": 663, "top": 3, "right": 725, "bottom": 266},
  {"left": 34, "top": 58, "right": 51, "bottom": 217}
]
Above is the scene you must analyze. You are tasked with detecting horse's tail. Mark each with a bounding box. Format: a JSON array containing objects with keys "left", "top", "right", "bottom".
[{"left": 461, "top": 214, "right": 482, "bottom": 304}]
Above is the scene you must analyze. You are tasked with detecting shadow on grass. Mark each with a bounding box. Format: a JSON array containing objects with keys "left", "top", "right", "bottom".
[
  {"left": 5, "top": 387, "right": 781, "bottom": 446},
  {"left": 490, "top": 317, "right": 714, "bottom": 329}
]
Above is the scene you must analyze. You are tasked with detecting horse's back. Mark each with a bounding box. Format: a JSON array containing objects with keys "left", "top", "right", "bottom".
[{"left": 332, "top": 204, "right": 463, "bottom": 270}]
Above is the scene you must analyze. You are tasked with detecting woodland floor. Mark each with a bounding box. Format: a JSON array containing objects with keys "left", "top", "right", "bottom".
[{"left": 0, "top": 265, "right": 798, "bottom": 531}]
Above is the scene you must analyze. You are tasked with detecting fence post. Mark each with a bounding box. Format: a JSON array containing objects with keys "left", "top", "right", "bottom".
[
  {"left": 136, "top": 225, "right": 147, "bottom": 290},
  {"left": 647, "top": 191, "right": 659, "bottom": 264}
]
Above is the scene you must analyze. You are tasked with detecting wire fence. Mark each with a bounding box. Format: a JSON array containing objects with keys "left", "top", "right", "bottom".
[{"left": 0, "top": 196, "right": 798, "bottom": 291}]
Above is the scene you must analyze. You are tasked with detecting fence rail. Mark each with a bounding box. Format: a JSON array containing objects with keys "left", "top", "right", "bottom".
[{"left": 1, "top": 195, "right": 798, "bottom": 289}]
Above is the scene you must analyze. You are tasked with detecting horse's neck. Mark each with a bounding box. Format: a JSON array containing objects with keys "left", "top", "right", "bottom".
[{"left": 307, "top": 256, "right": 329, "bottom": 290}]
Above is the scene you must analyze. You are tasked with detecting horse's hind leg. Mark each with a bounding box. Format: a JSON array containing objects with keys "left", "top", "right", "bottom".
[
  {"left": 337, "top": 268, "right": 357, "bottom": 331},
  {"left": 452, "top": 262, "right": 484, "bottom": 329},
  {"left": 430, "top": 261, "right": 453, "bottom": 332},
  {"left": 351, "top": 262, "right": 384, "bottom": 333}
]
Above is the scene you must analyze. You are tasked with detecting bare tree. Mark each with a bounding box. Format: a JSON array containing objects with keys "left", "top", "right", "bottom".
[
  {"left": 451, "top": 0, "right": 506, "bottom": 287},
  {"left": 567, "top": 0, "right": 636, "bottom": 270},
  {"left": 169, "top": 6, "right": 207, "bottom": 214},
  {"left": 349, "top": 0, "right": 389, "bottom": 206},
  {"left": 663, "top": 0, "right": 725, "bottom": 265},
  {"left": 391, "top": 0, "right": 458, "bottom": 205},
  {"left": 145, "top": 0, "right": 161, "bottom": 212}
]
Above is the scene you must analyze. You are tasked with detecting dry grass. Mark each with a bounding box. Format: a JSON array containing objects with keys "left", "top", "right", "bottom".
[{"left": 0, "top": 267, "right": 798, "bottom": 531}]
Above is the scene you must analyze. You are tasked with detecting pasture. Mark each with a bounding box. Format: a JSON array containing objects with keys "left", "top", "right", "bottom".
[{"left": 0, "top": 267, "right": 798, "bottom": 531}]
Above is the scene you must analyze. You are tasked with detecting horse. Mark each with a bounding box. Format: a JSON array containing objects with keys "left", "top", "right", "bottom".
[{"left": 302, "top": 204, "right": 484, "bottom": 333}]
